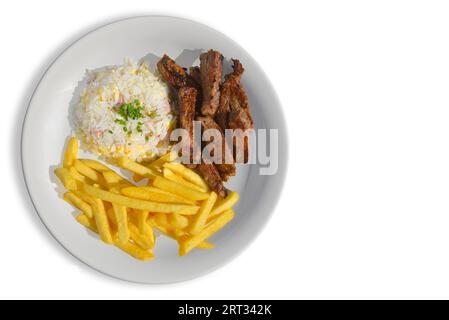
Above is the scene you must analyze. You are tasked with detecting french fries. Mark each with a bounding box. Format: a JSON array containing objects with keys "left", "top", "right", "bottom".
[
  {"left": 163, "top": 162, "right": 209, "bottom": 192},
  {"left": 121, "top": 186, "right": 195, "bottom": 205},
  {"left": 153, "top": 176, "right": 209, "bottom": 201},
  {"left": 76, "top": 214, "right": 153, "bottom": 260},
  {"left": 147, "top": 150, "right": 177, "bottom": 171},
  {"left": 54, "top": 167, "right": 77, "bottom": 191},
  {"left": 63, "top": 137, "right": 78, "bottom": 168},
  {"left": 111, "top": 199, "right": 129, "bottom": 244},
  {"left": 179, "top": 209, "right": 235, "bottom": 256},
  {"left": 117, "top": 157, "right": 159, "bottom": 180},
  {"left": 83, "top": 183, "right": 199, "bottom": 214},
  {"left": 168, "top": 213, "right": 189, "bottom": 230},
  {"left": 56, "top": 137, "right": 240, "bottom": 261},
  {"left": 68, "top": 166, "right": 88, "bottom": 184},
  {"left": 63, "top": 192, "right": 93, "bottom": 218},
  {"left": 74, "top": 159, "right": 104, "bottom": 185},
  {"left": 92, "top": 198, "right": 113, "bottom": 244},
  {"left": 208, "top": 191, "right": 240, "bottom": 221},
  {"left": 163, "top": 168, "right": 207, "bottom": 193},
  {"left": 189, "top": 192, "right": 217, "bottom": 235},
  {"left": 80, "top": 159, "right": 110, "bottom": 172}
]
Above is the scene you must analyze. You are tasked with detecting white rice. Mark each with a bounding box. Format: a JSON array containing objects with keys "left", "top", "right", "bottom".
[{"left": 72, "top": 59, "right": 174, "bottom": 162}]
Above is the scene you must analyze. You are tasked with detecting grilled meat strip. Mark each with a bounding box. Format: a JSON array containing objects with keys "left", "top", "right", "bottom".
[
  {"left": 178, "top": 87, "right": 198, "bottom": 168},
  {"left": 189, "top": 66, "right": 203, "bottom": 114},
  {"left": 197, "top": 116, "right": 236, "bottom": 181},
  {"left": 216, "top": 59, "right": 245, "bottom": 130},
  {"left": 217, "top": 59, "right": 253, "bottom": 163},
  {"left": 189, "top": 66, "right": 201, "bottom": 85},
  {"left": 157, "top": 54, "right": 198, "bottom": 90},
  {"left": 197, "top": 163, "right": 227, "bottom": 197},
  {"left": 200, "top": 50, "right": 223, "bottom": 116}
]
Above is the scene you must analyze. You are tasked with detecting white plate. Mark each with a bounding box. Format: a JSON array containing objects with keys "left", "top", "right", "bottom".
[{"left": 21, "top": 16, "right": 288, "bottom": 284}]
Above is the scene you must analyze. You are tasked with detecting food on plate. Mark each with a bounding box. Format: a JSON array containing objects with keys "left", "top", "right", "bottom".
[
  {"left": 53, "top": 137, "right": 239, "bottom": 260},
  {"left": 63, "top": 137, "right": 78, "bottom": 168},
  {"left": 196, "top": 163, "right": 227, "bottom": 198},
  {"left": 199, "top": 50, "right": 223, "bottom": 116},
  {"left": 178, "top": 209, "right": 235, "bottom": 256},
  {"left": 196, "top": 116, "right": 236, "bottom": 181},
  {"left": 156, "top": 49, "right": 253, "bottom": 194},
  {"left": 53, "top": 49, "right": 252, "bottom": 261},
  {"left": 72, "top": 59, "right": 174, "bottom": 162},
  {"left": 156, "top": 55, "right": 198, "bottom": 91}
]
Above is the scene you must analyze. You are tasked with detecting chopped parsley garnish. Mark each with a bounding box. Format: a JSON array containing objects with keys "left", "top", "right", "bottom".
[
  {"left": 108, "top": 130, "right": 113, "bottom": 134},
  {"left": 113, "top": 99, "right": 146, "bottom": 134},
  {"left": 118, "top": 100, "right": 144, "bottom": 121}
]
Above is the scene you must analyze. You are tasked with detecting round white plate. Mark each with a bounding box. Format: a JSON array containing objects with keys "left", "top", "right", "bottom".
[{"left": 21, "top": 16, "right": 288, "bottom": 283}]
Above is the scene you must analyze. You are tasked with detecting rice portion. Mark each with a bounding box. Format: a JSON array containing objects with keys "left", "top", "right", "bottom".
[{"left": 72, "top": 59, "right": 174, "bottom": 161}]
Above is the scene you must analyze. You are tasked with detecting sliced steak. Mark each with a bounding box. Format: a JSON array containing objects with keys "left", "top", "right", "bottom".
[
  {"left": 216, "top": 59, "right": 245, "bottom": 130},
  {"left": 178, "top": 87, "right": 198, "bottom": 168},
  {"left": 189, "top": 66, "right": 201, "bottom": 85},
  {"left": 200, "top": 50, "right": 223, "bottom": 116},
  {"left": 157, "top": 54, "right": 197, "bottom": 90},
  {"left": 197, "top": 163, "right": 227, "bottom": 198},
  {"left": 197, "top": 116, "right": 236, "bottom": 181}
]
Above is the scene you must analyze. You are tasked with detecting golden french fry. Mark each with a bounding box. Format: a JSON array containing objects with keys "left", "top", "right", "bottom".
[
  {"left": 208, "top": 191, "right": 240, "bottom": 220},
  {"left": 153, "top": 176, "right": 209, "bottom": 201},
  {"left": 79, "top": 159, "right": 110, "bottom": 172},
  {"left": 128, "top": 223, "right": 154, "bottom": 249},
  {"left": 74, "top": 159, "right": 104, "bottom": 185},
  {"left": 76, "top": 214, "right": 97, "bottom": 231},
  {"left": 76, "top": 214, "right": 153, "bottom": 260},
  {"left": 189, "top": 192, "right": 217, "bottom": 235},
  {"left": 168, "top": 213, "right": 189, "bottom": 230},
  {"left": 68, "top": 166, "right": 88, "bottom": 184},
  {"left": 136, "top": 210, "right": 149, "bottom": 234},
  {"left": 163, "top": 168, "right": 207, "bottom": 193},
  {"left": 63, "top": 192, "right": 93, "bottom": 218},
  {"left": 72, "top": 189, "right": 95, "bottom": 205},
  {"left": 54, "top": 167, "right": 77, "bottom": 191},
  {"left": 148, "top": 151, "right": 177, "bottom": 171},
  {"left": 114, "top": 238, "right": 154, "bottom": 261},
  {"left": 101, "top": 169, "right": 132, "bottom": 187},
  {"left": 150, "top": 218, "right": 210, "bottom": 249},
  {"left": 63, "top": 137, "right": 78, "bottom": 168},
  {"left": 163, "top": 162, "right": 209, "bottom": 191},
  {"left": 179, "top": 209, "right": 234, "bottom": 256},
  {"left": 121, "top": 186, "right": 195, "bottom": 205},
  {"left": 117, "top": 157, "right": 159, "bottom": 180},
  {"left": 154, "top": 213, "right": 172, "bottom": 230},
  {"left": 111, "top": 201, "right": 129, "bottom": 244},
  {"left": 92, "top": 198, "right": 113, "bottom": 244},
  {"left": 83, "top": 183, "right": 199, "bottom": 214}
]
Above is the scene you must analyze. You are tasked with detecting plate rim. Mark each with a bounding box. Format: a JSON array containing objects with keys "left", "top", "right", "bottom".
[{"left": 20, "top": 14, "right": 289, "bottom": 284}]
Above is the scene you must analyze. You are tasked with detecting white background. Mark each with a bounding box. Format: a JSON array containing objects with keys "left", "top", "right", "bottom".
[{"left": 2, "top": 0, "right": 449, "bottom": 299}]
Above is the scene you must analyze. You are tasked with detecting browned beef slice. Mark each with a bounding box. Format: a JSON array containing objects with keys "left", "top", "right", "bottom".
[
  {"left": 216, "top": 59, "right": 245, "bottom": 130},
  {"left": 157, "top": 54, "right": 197, "bottom": 90},
  {"left": 226, "top": 64, "right": 253, "bottom": 163},
  {"left": 196, "top": 116, "right": 236, "bottom": 181},
  {"left": 200, "top": 50, "right": 223, "bottom": 116},
  {"left": 188, "top": 66, "right": 203, "bottom": 114},
  {"left": 178, "top": 87, "right": 198, "bottom": 167},
  {"left": 189, "top": 66, "right": 201, "bottom": 85},
  {"left": 197, "top": 163, "right": 227, "bottom": 197}
]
